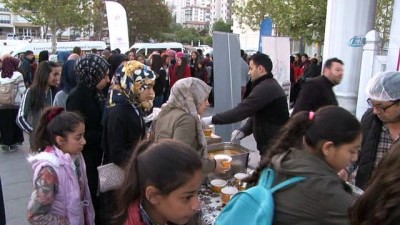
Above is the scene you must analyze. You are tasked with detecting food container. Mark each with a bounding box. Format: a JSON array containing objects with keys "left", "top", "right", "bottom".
[
  {"left": 210, "top": 179, "right": 227, "bottom": 193},
  {"left": 221, "top": 186, "right": 239, "bottom": 204},
  {"left": 207, "top": 142, "right": 251, "bottom": 179}
]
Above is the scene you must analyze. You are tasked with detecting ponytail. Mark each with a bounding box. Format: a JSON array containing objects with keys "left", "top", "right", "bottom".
[
  {"left": 247, "top": 111, "right": 312, "bottom": 184},
  {"left": 247, "top": 106, "right": 361, "bottom": 185}
]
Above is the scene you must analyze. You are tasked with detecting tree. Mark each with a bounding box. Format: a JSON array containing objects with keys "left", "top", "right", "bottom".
[
  {"left": 376, "top": 0, "right": 394, "bottom": 51},
  {"left": 91, "top": 0, "right": 107, "bottom": 41},
  {"left": 212, "top": 19, "right": 233, "bottom": 33},
  {"left": 232, "top": 0, "right": 326, "bottom": 45},
  {"left": 118, "top": 0, "right": 172, "bottom": 44},
  {"left": 4, "top": 0, "right": 93, "bottom": 53},
  {"left": 233, "top": 0, "right": 393, "bottom": 52},
  {"left": 175, "top": 27, "right": 200, "bottom": 44}
]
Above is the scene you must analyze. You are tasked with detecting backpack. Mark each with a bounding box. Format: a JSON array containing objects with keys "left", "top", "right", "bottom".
[
  {"left": 215, "top": 168, "right": 305, "bottom": 225},
  {"left": 0, "top": 82, "right": 17, "bottom": 105}
]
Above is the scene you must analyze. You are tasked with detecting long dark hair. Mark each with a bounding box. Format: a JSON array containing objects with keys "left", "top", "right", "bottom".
[
  {"left": 176, "top": 57, "right": 188, "bottom": 79},
  {"left": 294, "top": 53, "right": 302, "bottom": 67},
  {"left": 151, "top": 54, "right": 163, "bottom": 75},
  {"left": 112, "top": 139, "right": 202, "bottom": 225},
  {"left": 349, "top": 141, "right": 400, "bottom": 225},
  {"left": 30, "top": 61, "right": 61, "bottom": 112},
  {"left": 32, "top": 106, "right": 84, "bottom": 152},
  {"left": 247, "top": 106, "right": 361, "bottom": 184}
]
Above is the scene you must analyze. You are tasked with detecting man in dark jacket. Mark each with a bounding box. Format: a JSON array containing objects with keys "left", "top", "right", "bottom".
[
  {"left": 292, "top": 57, "right": 344, "bottom": 115},
  {"left": 353, "top": 71, "right": 400, "bottom": 190},
  {"left": 18, "top": 50, "right": 34, "bottom": 87},
  {"left": 202, "top": 53, "right": 289, "bottom": 155}
]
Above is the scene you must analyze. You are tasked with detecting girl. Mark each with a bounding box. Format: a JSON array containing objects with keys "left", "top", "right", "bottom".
[
  {"left": 66, "top": 54, "right": 109, "bottom": 223},
  {"left": 27, "top": 107, "right": 94, "bottom": 225},
  {"left": 246, "top": 106, "right": 361, "bottom": 224},
  {"left": 153, "top": 77, "right": 225, "bottom": 174},
  {"left": 350, "top": 141, "right": 400, "bottom": 225},
  {"left": 170, "top": 52, "right": 190, "bottom": 87},
  {"left": 193, "top": 60, "right": 208, "bottom": 83},
  {"left": 190, "top": 51, "right": 198, "bottom": 76},
  {"left": 112, "top": 139, "right": 203, "bottom": 225},
  {"left": 17, "top": 61, "right": 62, "bottom": 149},
  {"left": 0, "top": 56, "right": 25, "bottom": 151}
]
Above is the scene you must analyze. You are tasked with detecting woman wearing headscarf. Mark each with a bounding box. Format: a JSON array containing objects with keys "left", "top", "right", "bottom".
[
  {"left": 152, "top": 77, "right": 225, "bottom": 174},
  {"left": 66, "top": 54, "right": 110, "bottom": 224},
  {"left": 100, "top": 60, "right": 155, "bottom": 224},
  {"left": 0, "top": 56, "right": 25, "bottom": 151},
  {"left": 53, "top": 59, "right": 78, "bottom": 108}
]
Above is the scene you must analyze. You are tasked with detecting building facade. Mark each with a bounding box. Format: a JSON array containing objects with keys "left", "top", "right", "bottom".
[
  {"left": 0, "top": 2, "right": 41, "bottom": 39},
  {"left": 210, "top": 0, "right": 233, "bottom": 25},
  {"left": 175, "top": 0, "right": 210, "bottom": 30}
]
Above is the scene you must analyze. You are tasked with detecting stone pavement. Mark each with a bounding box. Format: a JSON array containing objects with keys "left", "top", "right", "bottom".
[
  {"left": 0, "top": 107, "right": 260, "bottom": 225},
  {"left": 0, "top": 133, "right": 31, "bottom": 225}
]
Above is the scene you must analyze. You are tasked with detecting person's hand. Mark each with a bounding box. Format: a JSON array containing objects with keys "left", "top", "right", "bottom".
[
  {"left": 214, "top": 158, "right": 230, "bottom": 174},
  {"left": 338, "top": 169, "right": 349, "bottom": 181},
  {"left": 230, "top": 130, "right": 244, "bottom": 142},
  {"left": 201, "top": 116, "right": 213, "bottom": 126}
]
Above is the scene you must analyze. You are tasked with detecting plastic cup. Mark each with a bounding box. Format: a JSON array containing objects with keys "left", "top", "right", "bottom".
[
  {"left": 203, "top": 128, "right": 212, "bottom": 137},
  {"left": 214, "top": 154, "right": 232, "bottom": 171},
  {"left": 210, "top": 179, "right": 227, "bottom": 193},
  {"left": 234, "top": 173, "right": 249, "bottom": 190},
  {"left": 221, "top": 186, "right": 238, "bottom": 204}
]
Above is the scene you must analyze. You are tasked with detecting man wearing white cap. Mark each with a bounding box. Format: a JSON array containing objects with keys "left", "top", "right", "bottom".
[{"left": 354, "top": 71, "right": 400, "bottom": 190}]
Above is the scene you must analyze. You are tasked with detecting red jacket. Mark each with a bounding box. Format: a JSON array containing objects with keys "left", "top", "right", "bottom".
[{"left": 170, "top": 64, "right": 191, "bottom": 87}]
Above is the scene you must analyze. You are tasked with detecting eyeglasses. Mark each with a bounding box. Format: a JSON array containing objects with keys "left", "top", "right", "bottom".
[{"left": 367, "top": 98, "right": 400, "bottom": 112}]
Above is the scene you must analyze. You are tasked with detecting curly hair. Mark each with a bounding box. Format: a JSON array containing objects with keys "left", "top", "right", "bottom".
[
  {"left": 350, "top": 141, "right": 400, "bottom": 225},
  {"left": 1, "top": 56, "right": 20, "bottom": 78}
]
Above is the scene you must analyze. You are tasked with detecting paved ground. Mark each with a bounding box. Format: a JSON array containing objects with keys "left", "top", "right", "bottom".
[
  {"left": 0, "top": 107, "right": 260, "bottom": 225},
  {"left": 0, "top": 133, "right": 31, "bottom": 225}
]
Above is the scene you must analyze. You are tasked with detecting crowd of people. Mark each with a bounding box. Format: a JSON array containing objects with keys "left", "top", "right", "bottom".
[{"left": 0, "top": 46, "right": 399, "bottom": 225}]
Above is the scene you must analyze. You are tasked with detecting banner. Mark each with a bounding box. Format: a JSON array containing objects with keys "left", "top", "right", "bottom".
[
  {"left": 258, "top": 18, "right": 273, "bottom": 52},
  {"left": 261, "top": 36, "right": 290, "bottom": 85},
  {"left": 105, "top": 1, "right": 130, "bottom": 53}
]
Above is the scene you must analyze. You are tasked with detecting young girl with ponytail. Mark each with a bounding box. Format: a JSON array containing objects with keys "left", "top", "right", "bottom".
[
  {"left": 27, "top": 107, "right": 94, "bottom": 225},
  {"left": 247, "top": 106, "right": 362, "bottom": 224}
]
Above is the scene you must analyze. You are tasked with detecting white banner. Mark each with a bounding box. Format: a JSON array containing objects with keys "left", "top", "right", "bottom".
[
  {"left": 105, "top": 1, "right": 130, "bottom": 53},
  {"left": 261, "top": 36, "right": 291, "bottom": 85}
]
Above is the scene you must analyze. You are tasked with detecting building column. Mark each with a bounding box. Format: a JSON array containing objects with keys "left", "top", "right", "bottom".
[
  {"left": 322, "top": 0, "right": 377, "bottom": 114},
  {"left": 387, "top": 0, "right": 400, "bottom": 71},
  {"left": 355, "top": 30, "right": 381, "bottom": 119}
]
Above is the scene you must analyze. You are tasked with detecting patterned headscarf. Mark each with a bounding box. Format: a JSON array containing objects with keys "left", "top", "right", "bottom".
[
  {"left": 107, "top": 60, "right": 155, "bottom": 110},
  {"left": 75, "top": 54, "right": 110, "bottom": 104},
  {"left": 156, "top": 77, "right": 212, "bottom": 152}
]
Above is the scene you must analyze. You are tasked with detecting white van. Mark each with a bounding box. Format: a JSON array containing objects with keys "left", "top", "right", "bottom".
[
  {"left": 11, "top": 41, "right": 108, "bottom": 57},
  {"left": 130, "top": 42, "right": 183, "bottom": 56}
]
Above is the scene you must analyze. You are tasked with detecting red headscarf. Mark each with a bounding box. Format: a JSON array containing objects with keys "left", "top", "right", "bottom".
[{"left": 1, "top": 57, "right": 20, "bottom": 78}]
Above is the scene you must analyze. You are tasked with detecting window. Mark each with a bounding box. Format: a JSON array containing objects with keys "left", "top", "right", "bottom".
[{"left": 0, "top": 14, "right": 10, "bottom": 24}]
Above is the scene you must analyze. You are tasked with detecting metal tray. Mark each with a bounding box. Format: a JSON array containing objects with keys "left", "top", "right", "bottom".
[{"left": 207, "top": 142, "right": 251, "bottom": 179}]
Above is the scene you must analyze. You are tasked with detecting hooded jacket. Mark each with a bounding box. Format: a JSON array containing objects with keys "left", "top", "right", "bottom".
[
  {"left": 270, "top": 148, "right": 353, "bottom": 225},
  {"left": 28, "top": 146, "right": 95, "bottom": 225}
]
